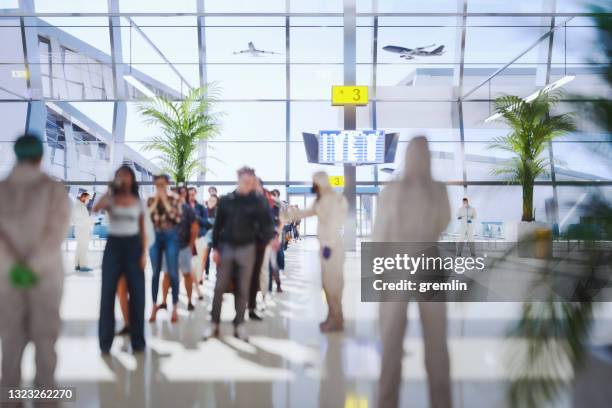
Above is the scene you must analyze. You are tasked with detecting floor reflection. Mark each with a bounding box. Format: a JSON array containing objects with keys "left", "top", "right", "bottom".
[{"left": 3, "top": 239, "right": 612, "bottom": 407}]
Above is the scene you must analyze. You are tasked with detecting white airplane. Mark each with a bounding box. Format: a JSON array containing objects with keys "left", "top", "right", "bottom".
[
  {"left": 382, "top": 44, "right": 445, "bottom": 60},
  {"left": 233, "top": 42, "right": 280, "bottom": 56}
]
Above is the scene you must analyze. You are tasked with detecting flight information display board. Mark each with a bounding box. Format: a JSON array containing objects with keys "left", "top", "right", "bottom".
[{"left": 318, "top": 130, "right": 385, "bottom": 164}]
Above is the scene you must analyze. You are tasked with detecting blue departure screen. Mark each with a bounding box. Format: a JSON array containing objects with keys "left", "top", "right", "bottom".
[{"left": 318, "top": 130, "right": 385, "bottom": 164}]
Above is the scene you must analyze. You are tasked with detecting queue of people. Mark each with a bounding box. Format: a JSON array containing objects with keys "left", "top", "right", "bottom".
[{"left": 1, "top": 133, "right": 460, "bottom": 408}]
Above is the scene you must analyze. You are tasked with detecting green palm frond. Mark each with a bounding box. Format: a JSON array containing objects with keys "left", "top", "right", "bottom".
[
  {"left": 488, "top": 89, "right": 575, "bottom": 221},
  {"left": 137, "top": 84, "right": 222, "bottom": 183}
]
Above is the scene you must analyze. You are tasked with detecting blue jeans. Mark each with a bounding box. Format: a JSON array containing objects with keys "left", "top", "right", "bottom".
[
  {"left": 149, "top": 228, "right": 180, "bottom": 305},
  {"left": 99, "top": 235, "right": 145, "bottom": 352}
]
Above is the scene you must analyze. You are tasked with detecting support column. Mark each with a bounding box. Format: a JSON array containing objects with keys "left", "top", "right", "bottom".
[
  {"left": 108, "top": 0, "right": 127, "bottom": 174},
  {"left": 19, "top": 0, "right": 49, "bottom": 170},
  {"left": 371, "top": 0, "right": 379, "bottom": 186},
  {"left": 19, "top": 2, "right": 44, "bottom": 133},
  {"left": 284, "top": 0, "right": 291, "bottom": 195},
  {"left": 542, "top": 0, "right": 560, "bottom": 226},
  {"left": 197, "top": 0, "right": 208, "bottom": 182},
  {"left": 343, "top": 0, "right": 357, "bottom": 251},
  {"left": 453, "top": 0, "right": 468, "bottom": 193}
]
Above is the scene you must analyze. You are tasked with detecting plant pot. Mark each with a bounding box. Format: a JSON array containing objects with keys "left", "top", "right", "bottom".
[{"left": 517, "top": 221, "right": 552, "bottom": 259}]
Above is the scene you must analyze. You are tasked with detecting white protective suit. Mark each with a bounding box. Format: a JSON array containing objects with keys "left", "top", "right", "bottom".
[
  {"left": 0, "top": 163, "right": 70, "bottom": 388},
  {"left": 372, "top": 137, "right": 452, "bottom": 408},
  {"left": 72, "top": 198, "right": 92, "bottom": 269},
  {"left": 456, "top": 204, "right": 477, "bottom": 256},
  {"left": 287, "top": 171, "right": 348, "bottom": 332}
]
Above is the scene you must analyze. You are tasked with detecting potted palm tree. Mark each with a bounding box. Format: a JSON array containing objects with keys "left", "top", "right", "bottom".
[
  {"left": 138, "top": 85, "right": 221, "bottom": 183},
  {"left": 488, "top": 90, "right": 575, "bottom": 256}
]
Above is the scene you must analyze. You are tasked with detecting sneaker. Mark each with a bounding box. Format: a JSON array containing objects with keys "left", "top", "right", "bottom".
[
  {"left": 187, "top": 303, "right": 195, "bottom": 312},
  {"left": 234, "top": 324, "right": 249, "bottom": 342},
  {"left": 249, "top": 310, "right": 263, "bottom": 321},
  {"left": 203, "top": 325, "right": 220, "bottom": 340},
  {"left": 75, "top": 266, "right": 81, "bottom": 271},
  {"left": 116, "top": 326, "right": 130, "bottom": 336},
  {"left": 79, "top": 267, "right": 93, "bottom": 272}
]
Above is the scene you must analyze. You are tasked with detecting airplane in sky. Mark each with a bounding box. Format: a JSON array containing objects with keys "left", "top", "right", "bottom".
[
  {"left": 233, "top": 42, "right": 280, "bottom": 56},
  {"left": 382, "top": 44, "right": 445, "bottom": 59}
]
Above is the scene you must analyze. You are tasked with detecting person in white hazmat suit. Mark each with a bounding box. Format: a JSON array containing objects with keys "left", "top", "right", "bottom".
[
  {"left": 0, "top": 134, "right": 70, "bottom": 392},
  {"left": 72, "top": 191, "right": 93, "bottom": 271},
  {"left": 283, "top": 171, "right": 348, "bottom": 332},
  {"left": 372, "top": 136, "right": 452, "bottom": 408},
  {"left": 456, "top": 197, "right": 477, "bottom": 257}
]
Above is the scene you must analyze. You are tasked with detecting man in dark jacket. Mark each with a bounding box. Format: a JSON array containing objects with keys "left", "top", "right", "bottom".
[{"left": 205, "top": 167, "right": 275, "bottom": 341}]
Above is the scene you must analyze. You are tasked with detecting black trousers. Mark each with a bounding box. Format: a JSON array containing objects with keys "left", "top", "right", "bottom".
[
  {"left": 99, "top": 235, "right": 145, "bottom": 352},
  {"left": 248, "top": 241, "right": 267, "bottom": 310}
]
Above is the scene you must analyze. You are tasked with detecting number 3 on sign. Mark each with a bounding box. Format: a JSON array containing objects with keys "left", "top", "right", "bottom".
[
  {"left": 328, "top": 176, "right": 345, "bottom": 187},
  {"left": 331, "top": 86, "right": 368, "bottom": 106}
]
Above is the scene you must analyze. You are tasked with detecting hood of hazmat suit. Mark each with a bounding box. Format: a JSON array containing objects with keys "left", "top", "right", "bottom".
[
  {"left": 372, "top": 136, "right": 450, "bottom": 242},
  {"left": 288, "top": 171, "right": 348, "bottom": 247},
  {"left": 310, "top": 171, "right": 347, "bottom": 247}
]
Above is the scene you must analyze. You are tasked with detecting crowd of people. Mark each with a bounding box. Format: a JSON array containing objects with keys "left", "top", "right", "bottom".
[
  {"left": 0, "top": 133, "right": 461, "bottom": 408},
  {"left": 90, "top": 167, "right": 294, "bottom": 346}
]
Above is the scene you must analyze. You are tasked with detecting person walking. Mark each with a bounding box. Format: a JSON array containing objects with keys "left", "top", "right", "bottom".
[
  {"left": 0, "top": 134, "right": 70, "bottom": 390},
  {"left": 373, "top": 136, "right": 452, "bottom": 408},
  {"left": 147, "top": 174, "right": 182, "bottom": 323},
  {"left": 73, "top": 191, "right": 93, "bottom": 272},
  {"left": 204, "top": 167, "right": 275, "bottom": 341},
  {"left": 93, "top": 165, "right": 147, "bottom": 353}
]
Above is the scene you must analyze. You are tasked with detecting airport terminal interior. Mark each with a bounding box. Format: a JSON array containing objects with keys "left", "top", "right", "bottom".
[{"left": 0, "top": 0, "right": 611, "bottom": 407}]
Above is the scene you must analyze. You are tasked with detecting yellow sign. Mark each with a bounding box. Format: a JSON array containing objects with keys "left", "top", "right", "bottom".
[
  {"left": 331, "top": 85, "right": 368, "bottom": 106},
  {"left": 329, "top": 175, "right": 345, "bottom": 188},
  {"left": 11, "top": 70, "right": 28, "bottom": 79}
]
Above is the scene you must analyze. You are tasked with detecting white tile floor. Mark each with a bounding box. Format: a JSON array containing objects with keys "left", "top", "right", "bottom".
[{"left": 7, "top": 238, "right": 612, "bottom": 407}]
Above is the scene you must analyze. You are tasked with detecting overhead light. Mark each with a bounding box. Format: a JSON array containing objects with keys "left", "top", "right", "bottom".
[
  {"left": 523, "top": 75, "right": 575, "bottom": 102},
  {"left": 123, "top": 74, "right": 155, "bottom": 98},
  {"left": 484, "top": 112, "right": 502, "bottom": 123},
  {"left": 484, "top": 75, "right": 576, "bottom": 122}
]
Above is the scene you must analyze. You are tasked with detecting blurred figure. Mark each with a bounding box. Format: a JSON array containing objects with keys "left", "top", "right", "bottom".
[
  {"left": 160, "top": 186, "right": 200, "bottom": 311},
  {"left": 188, "top": 186, "right": 207, "bottom": 298},
  {"left": 456, "top": 197, "right": 477, "bottom": 257},
  {"left": 72, "top": 191, "right": 93, "bottom": 272},
  {"left": 0, "top": 134, "right": 70, "bottom": 389},
  {"left": 284, "top": 171, "right": 348, "bottom": 332},
  {"left": 93, "top": 165, "right": 147, "bottom": 353},
  {"left": 200, "top": 194, "right": 218, "bottom": 281},
  {"left": 208, "top": 185, "right": 218, "bottom": 197},
  {"left": 205, "top": 167, "right": 275, "bottom": 341},
  {"left": 373, "top": 136, "right": 451, "bottom": 408},
  {"left": 247, "top": 178, "right": 270, "bottom": 321},
  {"left": 148, "top": 174, "right": 182, "bottom": 323}
]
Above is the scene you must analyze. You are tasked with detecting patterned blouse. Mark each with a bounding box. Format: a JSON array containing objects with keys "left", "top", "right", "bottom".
[{"left": 147, "top": 193, "right": 182, "bottom": 230}]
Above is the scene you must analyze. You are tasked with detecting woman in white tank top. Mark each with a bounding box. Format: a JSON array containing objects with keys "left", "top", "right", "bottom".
[{"left": 93, "top": 165, "right": 147, "bottom": 354}]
